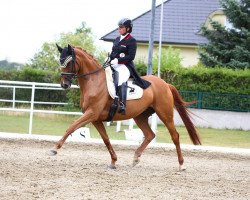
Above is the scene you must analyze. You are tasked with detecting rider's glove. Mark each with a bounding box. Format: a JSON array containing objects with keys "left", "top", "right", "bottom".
[
  {"left": 102, "top": 56, "right": 111, "bottom": 68},
  {"left": 110, "top": 58, "right": 118, "bottom": 66}
]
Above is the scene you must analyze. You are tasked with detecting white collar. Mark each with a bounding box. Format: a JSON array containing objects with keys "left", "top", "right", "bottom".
[{"left": 120, "top": 33, "right": 129, "bottom": 41}]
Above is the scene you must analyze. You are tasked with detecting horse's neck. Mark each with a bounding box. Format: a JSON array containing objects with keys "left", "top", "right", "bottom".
[
  {"left": 77, "top": 50, "right": 108, "bottom": 103},
  {"left": 80, "top": 57, "right": 100, "bottom": 74},
  {"left": 78, "top": 69, "right": 106, "bottom": 97}
]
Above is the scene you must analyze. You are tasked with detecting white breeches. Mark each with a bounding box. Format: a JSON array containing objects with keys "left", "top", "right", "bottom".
[{"left": 112, "top": 64, "right": 130, "bottom": 86}]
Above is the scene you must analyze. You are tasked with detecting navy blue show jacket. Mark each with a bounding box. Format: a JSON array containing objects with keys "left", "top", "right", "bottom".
[{"left": 110, "top": 34, "right": 151, "bottom": 89}]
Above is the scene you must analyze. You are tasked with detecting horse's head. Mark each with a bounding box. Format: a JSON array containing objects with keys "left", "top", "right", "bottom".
[
  {"left": 57, "top": 44, "right": 78, "bottom": 89},
  {"left": 57, "top": 43, "right": 104, "bottom": 90}
]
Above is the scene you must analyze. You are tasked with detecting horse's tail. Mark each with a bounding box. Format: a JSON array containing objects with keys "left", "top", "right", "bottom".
[{"left": 169, "top": 84, "right": 201, "bottom": 145}]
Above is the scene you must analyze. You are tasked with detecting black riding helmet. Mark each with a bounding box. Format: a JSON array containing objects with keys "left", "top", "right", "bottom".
[{"left": 118, "top": 18, "right": 133, "bottom": 33}]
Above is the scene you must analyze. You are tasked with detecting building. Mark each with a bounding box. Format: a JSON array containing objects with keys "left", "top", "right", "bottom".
[{"left": 101, "top": 0, "right": 224, "bottom": 67}]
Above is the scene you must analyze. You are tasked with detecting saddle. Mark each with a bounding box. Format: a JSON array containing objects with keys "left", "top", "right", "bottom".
[
  {"left": 105, "top": 67, "right": 143, "bottom": 100},
  {"left": 104, "top": 66, "right": 143, "bottom": 121}
]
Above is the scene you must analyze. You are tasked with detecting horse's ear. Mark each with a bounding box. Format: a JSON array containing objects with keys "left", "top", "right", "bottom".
[
  {"left": 56, "top": 43, "right": 63, "bottom": 53},
  {"left": 67, "top": 44, "right": 73, "bottom": 55}
]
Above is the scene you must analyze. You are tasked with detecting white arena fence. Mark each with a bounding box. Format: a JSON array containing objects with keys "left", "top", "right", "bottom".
[{"left": 0, "top": 80, "right": 82, "bottom": 135}]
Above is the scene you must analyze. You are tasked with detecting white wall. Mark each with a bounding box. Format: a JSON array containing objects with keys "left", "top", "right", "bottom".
[
  {"left": 136, "top": 43, "right": 199, "bottom": 67},
  {"left": 173, "top": 109, "right": 250, "bottom": 131},
  {"left": 123, "top": 109, "right": 250, "bottom": 131}
]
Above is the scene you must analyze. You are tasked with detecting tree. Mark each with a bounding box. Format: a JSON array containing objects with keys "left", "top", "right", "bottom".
[
  {"left": 25, "top": 22, "right": 107, "bottom": 71},
  {"left": 198, "top": 0, "right": 250, "bottom": 69},
  {"left": 0, "top": 60, "right": 23, "bottom": 70}
]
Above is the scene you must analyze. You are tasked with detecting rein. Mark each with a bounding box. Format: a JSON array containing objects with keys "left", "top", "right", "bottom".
[
  {"left": 61, "top": 66, "right": 104, "bottom": 79},
  {"left": 76, "top": 67, "right": 104, "bottom": 78}
]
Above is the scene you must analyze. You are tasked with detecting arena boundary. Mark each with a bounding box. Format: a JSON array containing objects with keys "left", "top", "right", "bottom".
[{"left": 0, "top": 132, "right": 249, "bottom": 157}]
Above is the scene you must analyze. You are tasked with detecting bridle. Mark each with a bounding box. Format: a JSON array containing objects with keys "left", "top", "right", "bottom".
[{"left": 60, "top": 48, "right": 107, "bottom": 83}]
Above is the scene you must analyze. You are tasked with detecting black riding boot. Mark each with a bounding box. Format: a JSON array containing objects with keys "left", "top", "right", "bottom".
[{"left": 118, "top": 83, "right": 127, "bottom": 115}]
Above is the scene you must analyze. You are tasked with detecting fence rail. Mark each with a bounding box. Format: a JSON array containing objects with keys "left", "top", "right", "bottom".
[{"left": 180, "top": 91, "right": 250, "bottom": 112}]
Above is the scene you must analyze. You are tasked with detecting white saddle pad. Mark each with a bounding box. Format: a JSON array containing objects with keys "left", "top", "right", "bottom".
[{"left": 105, "top": 67, "right": 143, "bottom": 100}]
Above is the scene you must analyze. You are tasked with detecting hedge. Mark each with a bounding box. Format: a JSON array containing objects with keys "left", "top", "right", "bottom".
[
  {"left": 0, "top": 66, "right": 249, "bottom": 110},
  {"left": 167, "top": 67, "right": 250, "bottom": 95}
]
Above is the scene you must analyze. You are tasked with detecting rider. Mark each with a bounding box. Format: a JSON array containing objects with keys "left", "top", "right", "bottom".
[{"left": 110, "top": 18, "right": 151, "bottom": 115}]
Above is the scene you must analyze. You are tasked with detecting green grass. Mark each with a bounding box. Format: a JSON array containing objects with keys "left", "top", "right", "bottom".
[{"left": 0, "top": 111, "right": 249, "bottom": 148}]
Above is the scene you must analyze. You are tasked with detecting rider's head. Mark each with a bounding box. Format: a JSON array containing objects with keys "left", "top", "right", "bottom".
[{"left": 118, "top": 18, "right": 133, "bottom": 34}]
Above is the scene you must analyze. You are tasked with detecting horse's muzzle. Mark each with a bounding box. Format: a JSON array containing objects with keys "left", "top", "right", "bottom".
[
  {"left": 61, "top": 81, "right": 71, "bottom": 90},
  {"left": 60, "top": 73, "right": 74, "bottom": 89}
]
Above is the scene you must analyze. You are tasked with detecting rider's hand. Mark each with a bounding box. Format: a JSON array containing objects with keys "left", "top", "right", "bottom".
[
  {"left": 110, "top": 58, "right": 118, "bottom": 66},
  {"left": 102, "top": 56, "right": 111, "bottom": 68}
]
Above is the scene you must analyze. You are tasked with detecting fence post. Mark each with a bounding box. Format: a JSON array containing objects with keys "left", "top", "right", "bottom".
[
  {"left": 12, "top": 86, "right": 16, "bottom": 109},
  {"left": 116, "top": 121, "right": 121, "bottom": 132},
  {"left": 197, "top": 92, "right": 203, "bottom": 109},
  {"left": 28, "top": 83, "right": 35, "bottom": 135},
  {"left": 129, "top": 119, "right": 134, "bottom": 130}
]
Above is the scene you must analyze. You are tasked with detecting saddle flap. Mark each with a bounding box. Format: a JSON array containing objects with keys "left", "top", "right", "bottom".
[{"left": 105, "top": 67, "right": 143, "bottom": 100}]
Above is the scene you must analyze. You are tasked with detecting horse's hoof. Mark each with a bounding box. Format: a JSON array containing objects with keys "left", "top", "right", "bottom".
[
  {"left": 132, "top": 159, "right": 140, "bottom": 167},
  {"left": 179, "top": 164, "right": 186, "bottom": 171},
  {"left": 108, "top": 164, "right": 116, "bottom": 169},
  {"left": 48, "top": 149, "right": 57, "bottom": 156}
]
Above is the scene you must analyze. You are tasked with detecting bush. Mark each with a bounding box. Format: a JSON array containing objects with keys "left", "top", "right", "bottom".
[
  {"left": 152, "top": 46, "right": 183, "bottom": 73},
  {"left": 66, "top": 89, "right": 81, "bottom": 109},
  {"left": 166, "top": 66, "right": 250, "bottom": 95},
  {"left": 134, "top": 59, "right": 148, "bottom": 76},
  {"left": 134, "top": 46, "right": 183, "bottom": 77}
]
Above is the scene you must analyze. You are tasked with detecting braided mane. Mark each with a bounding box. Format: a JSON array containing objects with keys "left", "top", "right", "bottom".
[{"left": 74, "top": 46, "right": 100, "bottom": 66}]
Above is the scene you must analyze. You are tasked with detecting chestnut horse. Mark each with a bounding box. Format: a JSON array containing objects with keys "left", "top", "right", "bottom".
[{"left": 50, "top": 44, "right": 201, "bottom": 171}]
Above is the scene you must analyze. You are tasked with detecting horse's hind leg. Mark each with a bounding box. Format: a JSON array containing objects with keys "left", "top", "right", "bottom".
[
  {"left": 92, "top": 121, "right": 117, "bottom": 169},
  {"left": 155, "top": 107, "right": 185, "bottom": 171},
  {"left": 132, "top": 110, "right": 156, "bottom": 166},
  {"left": 166, "top": 121, "right": 185, "bottom": 171}
]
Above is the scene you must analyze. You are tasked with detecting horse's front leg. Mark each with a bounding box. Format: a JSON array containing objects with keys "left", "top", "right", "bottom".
[
  {"left": 132, "top": 114, "right": 155, "bottom": 167},
  {"left": 49, "top": 110, "right": 96, "bottom": 155},
  {"left": 92, "top": 121, "right": 117, "bottom": 169}
]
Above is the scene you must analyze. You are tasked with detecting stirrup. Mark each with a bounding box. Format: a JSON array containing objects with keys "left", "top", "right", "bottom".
[{"left": 118, "top": 102, "right": 126, "bottom": 115}]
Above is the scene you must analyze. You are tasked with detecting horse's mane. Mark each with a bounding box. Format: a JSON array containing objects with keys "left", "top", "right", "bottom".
[{"left": 74, "top": 46, "right": 100, "bottom": 66}]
